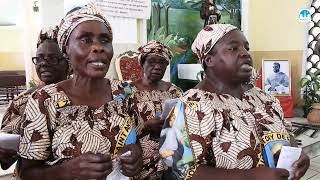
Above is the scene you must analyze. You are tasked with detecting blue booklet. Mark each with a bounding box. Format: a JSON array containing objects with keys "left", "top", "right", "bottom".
[
  {"left": 260, "top": 132, "right": 291, "bottom": 168},
  {"left": 159, "top": 100, "right": 195, "bottom": 179}
]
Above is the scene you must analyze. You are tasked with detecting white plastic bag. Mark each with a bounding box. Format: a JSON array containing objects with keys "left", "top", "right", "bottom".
[{"left": 106, "top": 151, "right": 131, "bottom": 180}]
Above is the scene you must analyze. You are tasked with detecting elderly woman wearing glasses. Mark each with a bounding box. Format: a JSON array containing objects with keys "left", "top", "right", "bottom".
[{"left": 0, "top": 27, "right": 68, "bottom": 178}]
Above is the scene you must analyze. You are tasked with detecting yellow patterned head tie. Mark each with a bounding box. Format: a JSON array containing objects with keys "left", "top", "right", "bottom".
[
  {"left": 37, "top": 26, "right": 59, "bottom": 48},
  {"left": 57, "top": 1, "right": 112, "bottom": 52},
  {"left": 191, "top": 24, "right": 238, "bottom": 65},
  {"left": 137, "top": 40, "right": 173, "bottom": 65}
]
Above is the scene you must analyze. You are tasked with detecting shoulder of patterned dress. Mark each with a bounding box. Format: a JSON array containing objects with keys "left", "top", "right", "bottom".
[
  {"left": 246, "top": 87, "right": 284, "bottom": 119},
  {"left": 29, "top": 84, "right": 71, "bottom": 108},
  {"left": 168, "top": 83, "right": 183, "bottom": 97},
  {"left": 110, "top": 79, "right": 133, "bottom": 100},
  {"left": 33, "top": 83, "right": 58, "bottom": 94},
  {"left": 181, "top": 88, "right": 213, "bottom": 102},
  {"left": 248, "top": 87, "right": 280, "bottom": 104},
  {"left": 10, "top": 88, "right": 35, "bottom": 108}
]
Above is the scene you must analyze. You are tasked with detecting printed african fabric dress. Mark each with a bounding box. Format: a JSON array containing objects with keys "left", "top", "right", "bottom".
[
  {"left": 1, "top": 89, "right": 35, "bottom": 134},
  {"left": 1, "top": 88, "right": 40, "bottom": 180},
  {"left": 159, "top": 87, "right": 293, "bottom": 179},
  {"left": 130, "top": 84, "right": 182, "bottom": 180},
  {"left": 19, "top": 80, "right": 137, "bottom": 166}
]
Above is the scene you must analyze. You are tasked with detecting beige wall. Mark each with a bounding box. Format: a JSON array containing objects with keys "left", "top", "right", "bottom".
[
  {"left": 0, "top": 28, "right": 24, "bottom": 71},
  {"left": 249, "top": 0, "right": 306, "bottom": 51},
  {"left": 248, "top": 0, "right": 308, "bottom": 107}
]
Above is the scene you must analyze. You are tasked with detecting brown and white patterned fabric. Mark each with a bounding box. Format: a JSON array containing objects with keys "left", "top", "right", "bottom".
[
  {"left": 57, "top": 1, "right": 112, "bottom": 52},
  {"left": 1, "top": 88, "right": 38, "bottom": 180},
  {"left": 130, "top": 84, "right": 182, "bottom": 179},
  {"left": 178, "top": 87, "right": 292, "bottom": 170},
  {"left": 191, "top": 24, "right": 237, "bottom": 64},
  {"left": 1, "top": 90, "right": 33, "bottom": 134},
  {"left": 19, "top": 80, "right": 137, "bottom": 165},
  {"left": 137, "top": 40, "right": 173, "bottom": 65}
]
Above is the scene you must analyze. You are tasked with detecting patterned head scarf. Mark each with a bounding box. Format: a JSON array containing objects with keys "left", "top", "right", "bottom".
[
  {"left": 191, "top": 24, "right": 238, "bottom": 65},
  {"left": 37, "top": 26, "right": 59, "bottom": 48},
  {"left": 57, "top": 1, "right": 112, "bottom": 52},
  {"left": 137, "top": 40, "right": 173, "bottom": 65}
]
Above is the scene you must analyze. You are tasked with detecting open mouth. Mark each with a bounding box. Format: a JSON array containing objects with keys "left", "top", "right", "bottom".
[
  {"left": 152, "top": 72, "right": 162, "bottom": 76},
  {"left": 88, "top": 60, "right": 107, "bottom": 69},
  {"left": 40, "top": 70, "right": 54, "bottom": 77},
  {"left": 240, "top": 59, "right": 253, "bottom": 72},
  {"left": 241, "top": 64, "right": 253, "bottom": 71},
  {"left": 240, "top": 64, "right": 253, "bottom": 72}
]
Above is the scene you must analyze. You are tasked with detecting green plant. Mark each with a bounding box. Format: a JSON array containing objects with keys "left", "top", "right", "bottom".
[
  {"left": 301, "top": 71, "right": 320, "bottom": 117},
  {"left": 147, "top": 26, "right": 185, "bottom": 52},
  {"left": 28, "top": 80, "right": 38, "bottom": 89}
]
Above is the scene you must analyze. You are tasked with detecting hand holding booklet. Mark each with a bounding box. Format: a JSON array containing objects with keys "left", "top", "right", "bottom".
[
  {"left": 0, "top": 133, "right": 20, "bottom": 151},
  {"left": 276, "top": 146, "right": 302, "bottom": 180}
]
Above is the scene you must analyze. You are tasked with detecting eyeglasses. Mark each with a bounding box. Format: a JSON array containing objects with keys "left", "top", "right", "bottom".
[{"left": 32, "top": 56, "right": 64, "bottom": 65}]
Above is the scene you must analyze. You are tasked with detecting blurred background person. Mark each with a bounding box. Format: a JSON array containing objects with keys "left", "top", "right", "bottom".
[{"left": 0, "top": 26, "right": 68, "bottom": 174}]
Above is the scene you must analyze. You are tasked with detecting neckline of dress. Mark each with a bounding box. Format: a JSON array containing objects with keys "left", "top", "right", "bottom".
[
  {"left": 55, "top": 79, "right": 119, "bottom": 110},
  {"left": 131, "top": 84, "right": 174, "bottom": 93},
  {"left": 189, "top": 87, "right": 255, "bottom": 101}
]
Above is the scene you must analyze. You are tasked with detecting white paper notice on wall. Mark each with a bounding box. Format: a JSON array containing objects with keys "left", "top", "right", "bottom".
[
  {"left": 177, "top": 64, "right": 203, "bottom": 80},
  {"left": 276, "top": 146, "right": 302, "bottom": 179},
  {"left": 97, "top": 0, "right": 151, "bottom": 19}
]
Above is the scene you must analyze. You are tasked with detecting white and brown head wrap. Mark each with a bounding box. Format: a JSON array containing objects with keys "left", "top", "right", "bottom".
[
  {"left": 191, "top": 24, "right": 238, "bottom": 65},
  {"left": 57, "top": 1, "right": 112, "bottom": 53},
  {"left": 137, "top": 40, "right": 173, "bottom": 65},
  {"left": 37, "top": 26, "right": 59, "bottom": 48}
]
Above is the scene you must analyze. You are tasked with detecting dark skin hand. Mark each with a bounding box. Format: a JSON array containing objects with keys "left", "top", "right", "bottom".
[
  {"left": 20, "top": 152, "right": 112, "bottom": 180},
  {"left": 118, "top": 144, "right": 143, "bottom": 177},
  {"left": 249, "top": 167, "right": 290, "bottom": 180},
  {"left": 192, "top": 166, "right": 289, "bottom": 180},
  {"left": 61, "top": 152, "right": 113, "bottom": 180},
  {"left": 292, "top": 152, "right": 310, "bottom": 180},
  {"left": 0, "top": 147, "right": 17, "bottom": 170},
  {"left": 144, "top": 116, "right": 163, "bottom": 134}
]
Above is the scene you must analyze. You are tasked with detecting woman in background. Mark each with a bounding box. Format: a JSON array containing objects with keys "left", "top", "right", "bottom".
[
  {"left": 130, "top": 40, "right": 182, "bottom": 179},
  {"left": 0, "top": 26, "right": 68, "bottom": 172}
]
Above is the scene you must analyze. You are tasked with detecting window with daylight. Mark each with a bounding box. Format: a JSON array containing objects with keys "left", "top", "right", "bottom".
[{"left": 0, "top": 0, "right": 23, "bottom": 28}]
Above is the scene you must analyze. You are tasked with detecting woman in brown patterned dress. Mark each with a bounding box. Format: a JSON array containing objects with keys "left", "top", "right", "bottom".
[
  {"left": 18, "top": 3, "right": 142, "bottom": 180},
  {"left": 130, "top": 40, "right": 182, "bottom": 179},
  {"left": 160, "top": 24, "right": 310, "bottom": 180},
  {"left": 0, "top": 27, "right": 68, "bottom": 171}
]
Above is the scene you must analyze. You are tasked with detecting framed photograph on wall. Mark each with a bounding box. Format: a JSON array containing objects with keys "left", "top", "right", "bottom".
[{"left": 262, "top": 59, "right": 291, "bottom": 96}]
